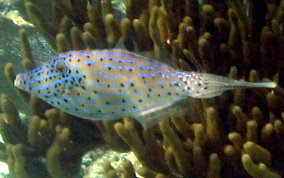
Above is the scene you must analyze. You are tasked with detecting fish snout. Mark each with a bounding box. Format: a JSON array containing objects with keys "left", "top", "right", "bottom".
[{"left": 14, "top": 73, "right": 24, "bottom": 88}]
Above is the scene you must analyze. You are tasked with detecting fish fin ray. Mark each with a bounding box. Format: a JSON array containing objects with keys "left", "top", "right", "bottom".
[
  {"left": 133, "top": 97, "right": 186, "bottom": 128},
  {"left": 183, "top": 49, "right": 207, "bottom": 72}
]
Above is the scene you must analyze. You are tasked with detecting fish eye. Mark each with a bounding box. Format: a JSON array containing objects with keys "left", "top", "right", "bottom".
[{"left": 54, "top": 60, "right": 68, "bottom": 73}]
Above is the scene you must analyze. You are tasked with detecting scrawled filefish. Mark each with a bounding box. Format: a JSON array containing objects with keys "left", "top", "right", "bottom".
[{"left": 14, "top": 49, "right": 276, "bottom": 127}]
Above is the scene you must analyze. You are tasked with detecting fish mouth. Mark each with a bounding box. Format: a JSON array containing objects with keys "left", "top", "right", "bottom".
[{"left": 14, "top": 74, "right": 23, "bottom": 88}]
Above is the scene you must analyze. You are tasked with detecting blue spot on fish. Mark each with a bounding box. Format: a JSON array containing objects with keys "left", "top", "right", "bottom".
[
  {"left": 88, "top": 69, "right": 95, "bottom": 73},
  {"left": 34, "top": 78, "right": 68, "bottom": 90},
  {"left": 97, "top": 94, "right": 104, "bottom": 98},
  {"left": 51, "top": 89, "right": 60, "bottom": 94},
  {"left": 109, "top": 92, "right": 116, "bottom": 96},
  {"left": 146, "top": 66, "right": 154, "bottom": 70},
  {"left": 120, "top": 90, "right": 126, "bottom": 95},
  {"left": 113, "top": 74, "right": 119, "bottom": 79},
  {"left": 111, "top": 57, "right": 126, "bottom": 63},
  {"left": 124, "top": 84, "right": 130, "bottom": 88},
  {"left": 105, "top": 75, "right": 111, "bottom": 80},
  {"left": 73, "top": 64, "right": 80, "bottom": 68},
  {"left": 90, "top": 101, "right": 96, "bottom": 105},
  {"left": 125, "top": 66, "right": 135, "bottom": 71},
  {"left": 28, "top": 67, "right": 52, "bottom": 78},
  {"left": 90, "top": 83, "right": 102, "bottom": 88},
  {"left": 63, "top": 96, "right": 72, "bottom": 101},
  {"left": 28, "top": 80, "right": 35, "bottom": 84},
  {"left": 67, "top": 57, "right": 73, "bottom": 61},
  {"left": 139, "top": 73, "right": 147, "bottom": 78},
  {"left": 138, "top": 65, "right": 146, "bottom": 70},
  {"left": 76, "top": 96, "right": 85, "bottom": 102},
  {"left": 134, "top": 91, "right": 141, "bottom": 96},
  {"left": 36, "top": 73, "right": 61, "bottom": 82},
  {"left": 84, "top": 60, "right": 96, "bottom": 65},
  {"left": 105, "top": 103, "right": 113, "bottom": 108},
  {"left": 104, "top": 64, "right": 116, "bottom": 69},
  {"left": 165, "top": 69, "right": 171, "bottom": 73},
  {"left": 82, "top": 108, "right": 90, "bottom": 112},
  {"left": 110, "top": 84, "right": 116, "bottom": 88},
  {"left": 121, "top": 99, "right": 130, "bottom": 104}
]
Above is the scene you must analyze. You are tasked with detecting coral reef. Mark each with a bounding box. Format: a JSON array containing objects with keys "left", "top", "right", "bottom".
[
  {"left": 82, "top": 148, "right": 139, "bottom": 177},
  {"left": 1, "top": 0, "right": 284, "bottom": 177}
]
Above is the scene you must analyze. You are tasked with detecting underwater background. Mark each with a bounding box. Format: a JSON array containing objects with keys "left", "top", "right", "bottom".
[{"left": 0, "top": 0, "right": 284, "bottom": 177}]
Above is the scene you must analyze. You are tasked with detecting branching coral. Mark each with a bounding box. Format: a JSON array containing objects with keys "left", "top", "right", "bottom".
[
  {"left": 1, "top": 0, "right": 284, "bottom": 177},
  {"left": 0, "top": 93, "right": 106, "bottom": 177}
]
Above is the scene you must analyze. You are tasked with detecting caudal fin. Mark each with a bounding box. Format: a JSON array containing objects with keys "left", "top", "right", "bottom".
[{"left": 180, "top": 72, "right": 277, "bottom": 98}]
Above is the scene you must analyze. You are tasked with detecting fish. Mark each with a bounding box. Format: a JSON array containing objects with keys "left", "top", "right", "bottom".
[{"left": 14, "top": 49, "right": 277, "bottom": 127}]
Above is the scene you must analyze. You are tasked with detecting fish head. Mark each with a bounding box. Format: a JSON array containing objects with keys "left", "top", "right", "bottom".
[{"left": 14, "top": 55, "right": 77, "bottom": 105}]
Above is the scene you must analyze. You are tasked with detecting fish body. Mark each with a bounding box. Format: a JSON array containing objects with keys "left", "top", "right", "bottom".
[{"left": 14, "top": 49, "right": 276, "bottom": 127}]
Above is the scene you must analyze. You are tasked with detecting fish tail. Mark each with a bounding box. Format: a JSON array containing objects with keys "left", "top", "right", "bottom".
[
  {"left": 182, "top": 73, "right": 277, "bottom": 98},
  {"left": 241, "top": 81, "right": 277, "bottom": 88}
]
